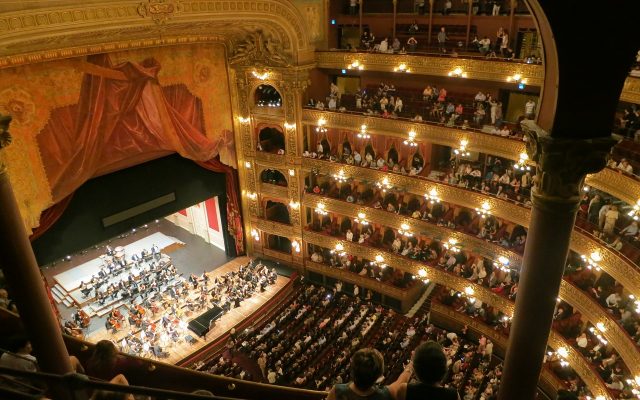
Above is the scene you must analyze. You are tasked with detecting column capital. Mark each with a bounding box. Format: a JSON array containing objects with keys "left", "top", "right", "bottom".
[{"left": 522, "top": 120, "right": 615, "bottom": 212}]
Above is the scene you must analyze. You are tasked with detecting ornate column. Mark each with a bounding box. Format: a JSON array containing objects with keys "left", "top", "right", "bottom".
[
  {"left": 497, "top": 121, "right": 614, "bottom": 400},
  {"left": 0, "top": 116, "right": 73, "bottom": 379}
]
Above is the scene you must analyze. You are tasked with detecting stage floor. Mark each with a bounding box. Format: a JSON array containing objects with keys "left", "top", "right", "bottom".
[{"left": 84, "top": 257, "right": 290, "bottom": 365}]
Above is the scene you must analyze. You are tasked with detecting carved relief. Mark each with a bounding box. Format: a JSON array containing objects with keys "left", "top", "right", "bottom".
[
  {"left": 137, "top": 0, "right": 181, "bottom": 24},
  {"left": 229, "top": 30, "right": 291, "bottom": 67}
]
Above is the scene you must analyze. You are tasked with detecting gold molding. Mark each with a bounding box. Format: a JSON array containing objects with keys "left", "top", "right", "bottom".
[
  {"left": 302, "top": 109, "right": 527, "bottom": 161},
  {"left": 303, "top": 193, "right": 520, "bottom": 267},
  {"left": 305, "top": 260, "right": 407, "bottom": 299},
  {"left": 255, "top": 151, "right": 286, "bottom": 168},
  {"left": 621, "top": 76, "right": 640, "bottom": 105},
  {"left": 559, "top": 281, "right": 640, "bottom": 377},
  {"left": 259, "top": 182, "right": 289, "bottom": 200},
  {"left": 303, "top": 158, "right": 640, "bottom": 299},
  {"left": 585, "top": 167, "right": 640, "bottom": 206},
  {"left": 252, "top": 217, "right": 297, "bottom": 238},
  {"left": 315, "top": 51, "right": 545, "bottom": 87}
]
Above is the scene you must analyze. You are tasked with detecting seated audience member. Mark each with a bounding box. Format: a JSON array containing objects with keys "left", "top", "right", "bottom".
[
  {"left": 393, "top": 341, "right": 460, "bottom": 400},
  {"left": 326, "top": 348, "right": 411, "bottom": 400},
  {"left": 90, "top": 374, "right": 135, "bottom": 400},
  {"left": 0, "top": 337, "right": 37, "bottom": 372},
  {"left": 86, "top": 340, "right": 125, "bottom": 381}
]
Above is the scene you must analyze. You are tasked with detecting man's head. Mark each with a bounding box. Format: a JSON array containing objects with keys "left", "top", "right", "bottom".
[
  {"left": 412, "top": 341, "right": 448, "bottom": 384},
  {"left": 350, "top": 348, "right": 384, "bottom": 390}
]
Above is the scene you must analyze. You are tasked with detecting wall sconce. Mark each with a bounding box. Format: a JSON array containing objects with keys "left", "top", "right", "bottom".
[
  {"left": 506, "top": 73, "right": 528, "bottom": 85},
  {"left": 629, "top": 294, "right": 640, "bottom": 314},
  {"left": 628, "top": 199, "right": 640, "bottom": 221},
  {"left": 493, "top": 256, "right": 510, "bottom": 272},
  {"left": 588, "top": 325, "right": 608, "bottom": 345},
  {"left": 357, "top": 124, "right": 370, "bottom": 139},
  {"left": 284, "top": 122, "right": 296, "bottom": 130},
  {"left": 246, "top": 192, "right": 257, "bottom": 200},
  {"left": 237, "top": 116, "right": 251, "bottom": 124},
  {"left": 514, "top": 152, "right": 531, "bottom": 171},
  {"left": 354, "top": 212, "right": 369, "bottom": 225},
  {"left": 376, "top": 177, "right": 393, "bottom": 193},
  {"left": 403, "top": 130, "right": 418, "bottom": 147},
  {"left": 347, "top": 60, "right": 364, "bottom": 70},
  {"left": 393, "top": 63, "right": 411, "bottom": 73},
  {"left": 330, "top": 243, "right": 346, "bottom": 256},
  {"left": 315, "top": 117, "right": 327, "bottom": 133},
  {"left": 370, "top": 254, "right": 387, "bottom": 269},
  {"left": 333, "top": 169, "right": 348, "bottom": 183},
  {"left": 252, "top": 70, "right": 270, "bottom": 80},
  {"left": 289, "top": 169, "right": 295, "bottom": 176},
  {"left": 398, "top": 223, "right": 413, "bottom": 237},
  {"left": 443, "top": 238, "right": 460, "bottom": 253},
  {"left": 424, "top": 188, "right": 441, "bottom": 204},
  {"left": 454, "top": 139, "right": 471, "bottom": 156},
  {"left": 291, "top": 240, "right": 301, "bottom": 253},
  {"left": 251, "top": 229, "right": 260, "bottom": 241},
  {"left": 289, "top": 201, "right": 300, "bottom": 210},
  {"left": 315, "top": 203, "right": 328, "bottom": 216},
  {"left": 448, "top": 67, "right": 468, "bottom": 78},
  {"left": 244, "top": 161, "right": 252, "bottom": 169},
  {"left": 415, "top": 268, "right": 430, "bottom": 284},
  {"left": 475, "top": 202, "right": 491, "bottom": 218},
  {"left": 581, "top": 251, "right": 602, "bottom": 271},
  {"left": 550, "top": 347, "right": 570, "bottom": 368}
]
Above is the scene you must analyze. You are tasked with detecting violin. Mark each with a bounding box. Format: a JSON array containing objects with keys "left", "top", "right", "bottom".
[
  {"left": 135, "top": 304, "right": 146, "bottom": 317},
  {"left": 113, "top": 309, "right": 124, "bottom": 320},
  {"left": 108, "top": 317, "right": 121, "bottom": 331},
  {"left": 78, "top": 310, "right": 91, "bottom": 328}
]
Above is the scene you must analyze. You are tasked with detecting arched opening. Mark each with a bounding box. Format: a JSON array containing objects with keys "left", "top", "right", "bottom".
[
  {"left": 260, "top": 169, "right": 288, "bottom": 187},
  {"left": 387, "top": 146, "right": 399, "bottom": 166},
  {"left": 264, "top": 200, "right": 290, "bottom": 224},
  {"left": 254, "top": 84, "right": 282, "bottom": 108},
  {"left": 258, "top": 127, "right": 286, "bottom": 154},
  {"left": 266, "top": 234, "right": 291, "bottom": 254}
]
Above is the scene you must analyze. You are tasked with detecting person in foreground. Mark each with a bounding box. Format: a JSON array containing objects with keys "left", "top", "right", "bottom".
[
  {"left": 393, "top": 341, "right": 460, "bottom": 400},
  {"left": 326, "top": 348, "right": 412, "bottom": 400}
]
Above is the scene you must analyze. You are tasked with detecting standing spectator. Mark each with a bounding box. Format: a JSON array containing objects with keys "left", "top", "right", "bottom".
[
  {"left": 492, "top": 0, "right": 501, "bottom": 15},
  {"left": 603, "top": 205, "right": 619, "bottom": 236},
  {"left": 415, "top": 0, "right": 425, "bottom": 14},
  {"left": 443, "top": 0, "right": 452, "bottom": 15},
  {"left": 495, "top": 27, "right": 504, "bottom": 52},
  {"left": 587, "top": 194, "right": 602, "bottom": 225},
  {"left": 393, "top": 341, "right": 460, "bottom": 400},
  {"left": 395, "top": 97, "right": 404, "bottom": 113},
  {"left": 437, "top": 27, "right": 448, "bottom": 53},
  {"left": 500, "top": 29, "right": 510, "bottom": 56},
  {"left": 489, "top": 96, "right": 498, "bottom": 125},
  {"left": 349, "top": 0, "right": 358, "bottom": 15},
  {"left": 479, "top": 36, "right": 491, "bottom": 55},
  {"left": 525, "top": 99, "right": 536, "bottom": 119}
]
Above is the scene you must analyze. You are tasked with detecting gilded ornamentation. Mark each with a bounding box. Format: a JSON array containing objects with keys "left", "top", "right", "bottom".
[
  {"left": 137, "top": 0, "right": 181, "bottom": 24},
  {"left": 315, "top": 51, "right": 544, "bottom": 86},
  {"left": 0, "top": 87, "right": 35, "bottom": 127},
  {"left": 255, "top": 151, "right": 285, "bottom": 167},
  {"left": 585, "top": 168, "right": 640, "bottom": 206},
  {"left": 559, "top": 281, "right": 640, "bottom": 377},
  {"left": 302, "top": 109, "right": 527, "bottom": 161},
  {"left": 621, "top": 76, "right": 640, "bottom": 105},
  {"left": 522, "top": 120, "right": 615, "bottom": 204},
  {"left": 229, "top": 30, "right": 291, "bottom": 67},
  {"left": 253, "top": 217, "right": 296, "bottom": 238},
  {"left": 259, "top": 182, "right": 289, "bottom": 199}
]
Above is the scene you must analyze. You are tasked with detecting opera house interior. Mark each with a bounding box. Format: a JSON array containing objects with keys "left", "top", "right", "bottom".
[{"left": 1, "top": 1, "right": 640, "bottom": 399}]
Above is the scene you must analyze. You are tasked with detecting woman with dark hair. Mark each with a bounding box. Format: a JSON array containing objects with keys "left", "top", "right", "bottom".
[
  {"left": 327, "top": 348, "right": 411, "bottom": 400},
  {"left": 86, "top": 340, "right": 122, "bottom": 381},
  {"left": 393, "top": 341, "right": 459, "bottom": 400}
]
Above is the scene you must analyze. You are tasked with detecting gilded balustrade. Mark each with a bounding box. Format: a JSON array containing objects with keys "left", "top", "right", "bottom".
[
  {"left": 315, "top": 51, "right": 545, "bottom": 87},
  {"left": 302, "top": 230, "right": 609, "bottom": 398},
  {"left": 252, "top": 217, "right": 297, "bottom": 238},
  {"left": 302, "top": 157, "right": 640, "bottom": 298},
  {"left": 303, "top": 109, "right": 640, "bottom": 211},
  {"left": 305, "top": 260, "right": 406, "bottom": 299},
  {"left": 620, "top": 76, "right": 640, "bottom": 105},
  {"left": 255, "top": 151, "right": 286, "bottom": 168},
  {"left": 258, "top": 182, "right": 290, "bottom": 200}
]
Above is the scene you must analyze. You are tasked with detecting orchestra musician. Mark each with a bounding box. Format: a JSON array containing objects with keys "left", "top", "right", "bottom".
[
  {"left": 106, "top": 316, "right": 121, "bottom": 333},
  {"left": 74, "top": 308, "right": 91, "bottom": 328}
]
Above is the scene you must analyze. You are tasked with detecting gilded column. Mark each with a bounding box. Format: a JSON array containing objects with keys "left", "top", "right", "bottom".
[
  {"left": 497, "top": 121, "right": 615, "bottom": 400},
  {"left": 0, "top": 116, "right": 73, "bottom": 381}
]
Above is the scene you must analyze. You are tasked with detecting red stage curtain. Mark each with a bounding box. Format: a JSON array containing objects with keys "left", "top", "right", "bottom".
[
  {"left": 197, "top": 160, "right": 244, "bottom": 255},
  {"left": 29, "top": 193, "right": 74, "bottom": 241}
]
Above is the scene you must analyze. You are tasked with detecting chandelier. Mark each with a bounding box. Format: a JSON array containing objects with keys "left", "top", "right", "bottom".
[
  {"left": 333, "top": 169, "right": 348, "bottom": 183},
  {"left": 424, "top": 188, "right": 441, "bottom": 204},
  {"left": 443, "top": 238, "right": 460, "bottom": 253},
  {"left": 506, "top": 73, "right": 528, "bottom": 85},
  {"left": 448, "top": 67, "right": 468, "bottom": 78},
  {"left": 315, "top": 117, "right": 327, "bottom": 133},
  {"left": 393, "top": 63, "right": 411, "bottom": 73},
  {"left": 354, "top": 212, "right": 369, "bottom": 225},
  {"left": 403, "top": 130, "right": 418, "bottom": 147},
  {"left": 251, "top": 229, "right": 260, "bottom": 241},
  {"left": 548, "top": 347, "right": 570, "bottom": 368},
  {"left": 330, "top": 243, "right": 346, "bottom": 257},
  {"left": 357, "top": 124, "right": 370, "bottom": 139},
  {"left": 417, "top": 268, "right": 430, "bottom": 284},
  {"left": 376, "top": 177, "right": 393, "bottom": 193},
  {"left": 581, "top": 251, "right": 602, "bottom": 271},
  {"left": 588, "top": 323, "right": 608, "bottom": 346},
  {"left": 493, "top": 256, "right": 510, "bottom": 272},
  {"left": 347, "top": 60, "right": 364, "bottom": 70},
  {"left": 289, "top": 201, "right": 300, "bottom": 210},
  {"left": 370, "top": 254, "right": 387, "bottom": 269},
  {"left": 454, "top": 139, "right": 471, "bottom": 157},
  {"left": 514, "top": 152, "right": 531, "bottom": 171},
  {"left": 628, "top": 199, "right": 640, "bottom": 221},
  {"left": 398, "top": 223, "right": 413, "bottom": 237},
  {"left": 237, "top": 116, "right": 251, "bottom": 124},
  {"left": 291, "top": 240, "right": 301, "bottom": 253},
  {"left": 252, "top": 70, "right": 270, "bottom": 80},
  {"left": 315, "top": 203, "right": 328, "bottom": 216},
  {"left": 475, "top": 201, "right": 491, "bottom": 218}
]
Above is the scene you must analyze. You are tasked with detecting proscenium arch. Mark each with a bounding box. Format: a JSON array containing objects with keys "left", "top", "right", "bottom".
[{"left": 0, "top": 0, "right": 315, "bottom": 69}]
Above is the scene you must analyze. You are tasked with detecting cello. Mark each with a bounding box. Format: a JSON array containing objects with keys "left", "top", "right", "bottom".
[{"left": 78, "top": 309, "right": 91, "bottom": 328}]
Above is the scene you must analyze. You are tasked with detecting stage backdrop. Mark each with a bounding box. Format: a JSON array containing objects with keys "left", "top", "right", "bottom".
[{"left": 0, "top": 43, "right": 235, "bottom": 232}]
